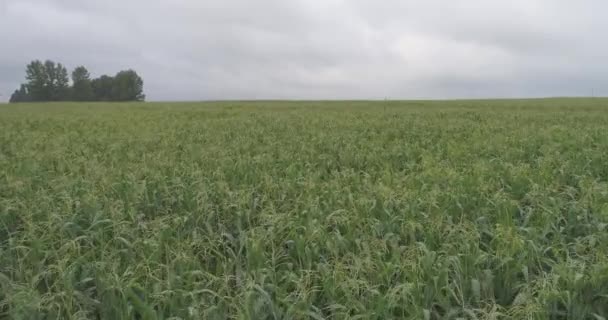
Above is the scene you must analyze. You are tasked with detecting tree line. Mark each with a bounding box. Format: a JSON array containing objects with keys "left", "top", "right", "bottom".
[{"left": 10, "top": 60, "right": 145, "bottom": 103}]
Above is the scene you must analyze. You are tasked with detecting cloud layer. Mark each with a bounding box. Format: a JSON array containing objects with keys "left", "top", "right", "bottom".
[{"left": 1, "top": 0, "right": 607, "bottom": 101}]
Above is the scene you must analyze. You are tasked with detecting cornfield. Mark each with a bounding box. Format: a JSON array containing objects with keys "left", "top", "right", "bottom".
[{"left": 1, "top": 99, "right": 608, "bottom": 319}]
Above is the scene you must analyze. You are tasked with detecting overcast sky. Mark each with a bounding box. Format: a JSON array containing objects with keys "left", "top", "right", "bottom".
[{"left": 1, "top": 0, "right": 607, "bottom": 102}]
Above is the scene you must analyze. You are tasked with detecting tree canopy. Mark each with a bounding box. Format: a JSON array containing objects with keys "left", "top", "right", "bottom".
[
  {"left": 9, "top": 84, "right": 30, "bottom": 103},
  {"left": 10, "top": 60, "right": 145, "bottom": 103},
  {"left": 71, "top": 66, "right": 95, "bottom": 101}
]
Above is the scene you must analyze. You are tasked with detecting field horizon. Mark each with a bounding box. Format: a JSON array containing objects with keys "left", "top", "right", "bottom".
[{"left": 2, "top": 96, "right": 607, "bottom": 105}]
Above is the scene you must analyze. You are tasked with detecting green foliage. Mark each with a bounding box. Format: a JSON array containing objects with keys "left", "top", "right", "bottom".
[
  {"left": 1, "top": 99, "right": 608, "bottom": 319},
  {"left": 91, "top": 75, "right": 115, "bottom": 101},
  {"left": 24, "top": 60, "right": 48, "bottom": 101},
  {"left": 9, "top": 60, "right": 145, "bottom": 103},
  {"left": 22, "top": 60, "right": 71, "bottom": 101},
  {"left": 9, "top": 85, "right": 30, "bottom": 103},
  {"left": 111, "top": 70, "right": 145, "bottom": 101},
  {"left": 71, "top": 66, "right": 95, "bottom": 101},
  {"left": 91, "top": 70, "right": 145, "bottom": 102},
  {"left": 51, "top": 62, "right": 70, "bottom": 101}
]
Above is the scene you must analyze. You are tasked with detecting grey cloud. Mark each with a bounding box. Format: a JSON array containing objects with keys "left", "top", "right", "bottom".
[{"left": 1, "top": 0, "right": 607, "bottom": 102}]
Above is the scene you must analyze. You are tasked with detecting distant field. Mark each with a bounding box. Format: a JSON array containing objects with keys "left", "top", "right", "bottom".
[{"left": 1, "top": 99, "right": 608, "bottom": 319}]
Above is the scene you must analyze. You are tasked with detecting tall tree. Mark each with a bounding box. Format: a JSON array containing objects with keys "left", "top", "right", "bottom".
[
  {"left": 71, "top": 66, "right": 94, "bottom": 101},
  {"left": 25, "top": 60, "right": 48, "bottom": 101},
  {"left": 44, "top": 61, "right": 69, "bottom": 101},
  {"left": 111, "top": 70, "right": 145, "bottom": 101},
  {"left": 55, "top": 63, "right": 70, "bottom": 100},
  {"left": 23, "top": 60, "right": 70, "bottom": 101}
]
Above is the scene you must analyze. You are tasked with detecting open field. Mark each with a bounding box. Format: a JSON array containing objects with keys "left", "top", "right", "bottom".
[{"left": 1, "top": 99, "right": 608, "bottom": 319}]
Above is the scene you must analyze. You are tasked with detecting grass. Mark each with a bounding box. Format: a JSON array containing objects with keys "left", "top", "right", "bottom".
[{"left": 1, "top": 99, "right": 608, "bottom": 319}]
